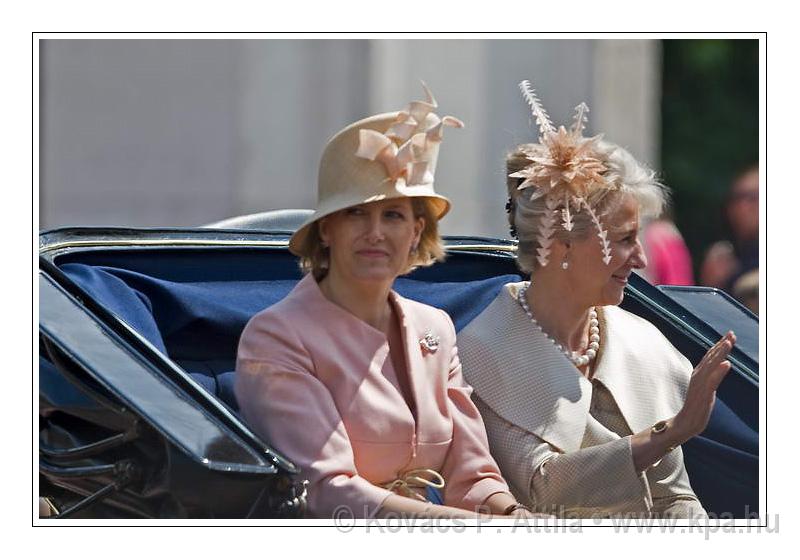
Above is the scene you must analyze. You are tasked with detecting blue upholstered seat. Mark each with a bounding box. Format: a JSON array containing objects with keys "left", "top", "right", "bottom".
[{"left": 60, "top": 262, "right": 519, "bottom": 413}]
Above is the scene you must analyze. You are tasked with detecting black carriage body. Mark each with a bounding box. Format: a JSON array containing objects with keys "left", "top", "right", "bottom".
[{"left": 38, "top": 227, "right": 758, "bottom": 518}]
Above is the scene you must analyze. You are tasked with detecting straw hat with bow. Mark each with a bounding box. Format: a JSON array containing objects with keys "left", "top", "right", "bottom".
[{"left": 289, "top": 83, "right": 463, "bottom": 257}]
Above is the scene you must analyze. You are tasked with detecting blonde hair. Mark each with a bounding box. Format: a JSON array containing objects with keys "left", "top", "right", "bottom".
[
  {"left": 507, "top": 139, "right": 667, "bottom": 274},
  {"left": 298, "top": 197, "right": 445, "bottom": 280}
]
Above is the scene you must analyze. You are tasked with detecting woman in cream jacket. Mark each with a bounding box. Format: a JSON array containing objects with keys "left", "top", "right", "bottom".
[{"left": 458, "top": 81, "right": 735, "bottom": 518}]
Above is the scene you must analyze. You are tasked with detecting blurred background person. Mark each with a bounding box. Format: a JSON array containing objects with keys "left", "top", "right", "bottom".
[
  {"left": 700, "top": 165, "right": 759, "bottom": 312},
  {"left": 640, "top": 209, "right": 695, "bottom": 286}
]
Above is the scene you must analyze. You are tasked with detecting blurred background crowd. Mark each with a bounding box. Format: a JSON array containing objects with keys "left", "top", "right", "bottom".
[{"left": 39, "top": 38, "right": 759, "bottom": 313}]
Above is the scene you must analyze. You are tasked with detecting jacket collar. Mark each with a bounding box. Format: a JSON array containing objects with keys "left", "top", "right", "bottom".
[
  {"left": 295, "top": 273, "right": 431, "bottom": 423},
  {"left": 458, "top": 282, "right": 688, "bottom": 452},
  {"left": 459, "top": 282, "right": 592, "bottom": 452},
  {"left": 297, "top": 273, "right": 414, "bottom": 340},
  {"left": 591, "top": 305, "right": 688, "bottom": 434}
]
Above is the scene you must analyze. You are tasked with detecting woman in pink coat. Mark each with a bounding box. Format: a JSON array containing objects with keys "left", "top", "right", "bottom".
[{"left": 235, "top": 85, "right": 522, "bottom": 519}]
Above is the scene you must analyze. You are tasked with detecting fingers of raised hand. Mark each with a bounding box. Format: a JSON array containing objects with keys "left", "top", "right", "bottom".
[
  {"left": 710, "top": 360, "right": 732, "bottom": 388},
  {"left": 696, "top": 337, "right": 723, "bottom": 369},
  {"left": 717, "top": 331, "right": 735, "bottom": 347},
  {"left": 699, "top": 335, "right": 733, "bottom": 372},
  {"left": 716, "top": 340, "right": 733, "bottom": 362}
]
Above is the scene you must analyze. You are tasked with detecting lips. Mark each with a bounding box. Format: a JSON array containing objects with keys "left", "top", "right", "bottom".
[
  {"left": 612, "top": 273, "right": 630, "bottom": 284},
  {"left": 356, "top": 249, "right": 390, "bottom": 258}
]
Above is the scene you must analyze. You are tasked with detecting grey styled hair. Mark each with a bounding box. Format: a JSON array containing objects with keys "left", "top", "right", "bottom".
[{"left": 507, "top": 139, "right": 667, "bottom": 274}]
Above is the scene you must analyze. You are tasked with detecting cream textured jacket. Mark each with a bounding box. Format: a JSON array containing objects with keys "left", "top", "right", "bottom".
[
  {"left": 458, "top": 282, "right": 706, "bottom": 518},
  {"left": 235, "top": 274, "right": 512, "bottom": 518}
]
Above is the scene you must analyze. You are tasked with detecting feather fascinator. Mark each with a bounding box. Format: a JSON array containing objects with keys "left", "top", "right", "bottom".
[{"left": 510, "top": 80, "right": 618, "bottom": 267}]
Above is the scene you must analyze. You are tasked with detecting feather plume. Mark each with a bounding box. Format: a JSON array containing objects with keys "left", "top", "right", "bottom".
[
  {"left": 519, "top": 80, "right": 555, "bottom": 137},
  {"left": 570, "top": 102, "right": 589, "bottom": 136},
  {"left": 510, "top": 79, "right": 621, "bottom": 266},
  {"left": 514, "top": 127, "right": 608, "bottom": 200},
  {"left": 535, "top": 193, "right": 559, "bottom": 267},
  {"left": 584, "top": 202, "right": 612, "bottom": 265},
  {"left": 561, "top": 192, "right": 573, "bottom": 231}
]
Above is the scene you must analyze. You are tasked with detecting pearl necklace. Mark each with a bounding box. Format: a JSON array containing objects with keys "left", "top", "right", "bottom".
[{"left": 517, "top": 283, "right": 600, "bottom": 367}]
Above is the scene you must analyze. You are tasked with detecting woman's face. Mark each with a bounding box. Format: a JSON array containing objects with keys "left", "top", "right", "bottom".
[
  {"left": 319, "top": 198, "right": 424, "bottom": 284},
  {"left": 564, "top": 193, "right": 647, "bottom": 307}
]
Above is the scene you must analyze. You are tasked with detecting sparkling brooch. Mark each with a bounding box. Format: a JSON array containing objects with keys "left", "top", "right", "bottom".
[{"left": 419, "top": 329, "right": 440, "bottom": 353}]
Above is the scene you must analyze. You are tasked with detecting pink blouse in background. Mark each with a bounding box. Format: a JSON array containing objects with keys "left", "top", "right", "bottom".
[
  {"left": 234, "top": 274, "right": 511, "bottom": 518},
  {"left": 642, "top": 220, "right": 695, "bottom": 286}
]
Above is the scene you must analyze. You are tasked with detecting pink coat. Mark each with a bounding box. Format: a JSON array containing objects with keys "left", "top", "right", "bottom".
[{"left": 235, "top": 274, "right": 511, "bottom": 518}]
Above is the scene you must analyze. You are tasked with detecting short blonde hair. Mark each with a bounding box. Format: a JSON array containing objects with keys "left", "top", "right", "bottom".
[
  {"left": 507, "top": 139, "right": 667, "bottom": 274},
  {"left": 298, "top": 197, "right": 445, "bottom": 280}
]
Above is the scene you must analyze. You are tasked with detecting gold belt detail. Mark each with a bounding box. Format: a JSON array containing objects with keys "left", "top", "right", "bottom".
[{"left": 383, "top": 468, "right": 445, "bottom": 502}]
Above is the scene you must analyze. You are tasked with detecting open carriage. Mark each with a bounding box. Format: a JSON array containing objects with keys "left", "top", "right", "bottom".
[{"left": 38, "top": 211, "right": 759, "bottom": 518}]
